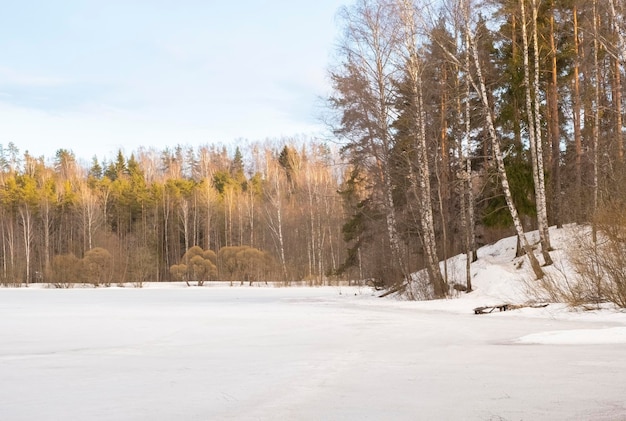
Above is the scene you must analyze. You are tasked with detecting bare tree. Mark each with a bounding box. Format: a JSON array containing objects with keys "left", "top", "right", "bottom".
[
  {"left": 520, "top": 0, "right": 553, "bottom": 265},
  {"left": 592, "top": 0, "right": 601, "bottom": 242},
  {"left": 396, "top": 0, "right": 447, "bottom": 296},
  {"left": 331, "top": 0, "right": 410, "bottom": 287},
  {"left": 263, "top": 151, "right": 289, "bottom": 283},
  {"left": 460, "top": 0, "right": 544, "bottom": 279}
]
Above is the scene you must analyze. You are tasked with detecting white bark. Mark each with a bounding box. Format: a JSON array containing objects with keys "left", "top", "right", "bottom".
[
  {"left": 397, "top": 0, "right": 446, "bottom": 296},
  {"left": 520, "top": 0, "right": 552, "bottom": 265},
  {"left": 264, "top": 158, "right": 289, "bottom": 283},
  {"left": 19, "top": 206, "right": 33, "bottom": 284},
  {"left": 609, "top": 0, "right": 626, "bottom": 65},
  {"left": 593, "top": 0, "right": 601, "bottom": 242},
  {"left": 530, "top": 0, "right": 552, "bottom": 262},
  {"left": 461, "top": 0, "right": 544, "bottom": 279},
  {"left": 462, "top": 34, "right": 475, "bottom": 290},
  {"left": 79, "top": 185, "right": 100, "bottom": 251},
  {"left": 179, "top": 199, "right": 190, "bottom": 253}
]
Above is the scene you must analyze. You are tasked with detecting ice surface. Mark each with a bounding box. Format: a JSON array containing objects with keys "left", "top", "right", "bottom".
[
  {"left": 1, "top": 285, "right": 626, "bottom": 421},
  {"left": 2, "top": 226, "right": 626, "bottom": 420},
  {"left": 516, "top": 327, "right": 626, "bottom": 345}
]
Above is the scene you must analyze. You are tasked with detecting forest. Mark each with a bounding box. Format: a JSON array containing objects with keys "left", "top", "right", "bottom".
[
  {"left": 2, "top": 0, "right": 626, "bottom": 297},
  {"left": 326, "top": 0, "right": 626, "bottom": 298},
  {"left": 0, "top": 141, "right": 346, "bottom": 287}
]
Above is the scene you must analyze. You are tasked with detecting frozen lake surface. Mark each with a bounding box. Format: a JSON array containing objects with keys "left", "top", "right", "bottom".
[{"left": 2, "top": 286, "right": 626, "bottom": 420}]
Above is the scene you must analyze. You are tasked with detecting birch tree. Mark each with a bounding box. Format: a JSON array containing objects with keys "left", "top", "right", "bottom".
[
  {"left": 331, "top": 0, "right": 410, "bottom": 287},
  {"left": 263, "top": 152, "right": 289, "bottom": 283},
  {"left": 396, "top": 0, "right": 447, "bottom": 297},
  {"left": 460, "top": 0, "right": 545, "bottom": 279},
  {"left": 592, "top": 0, "right": 601, "bottom": 242},
  {"left": 520, "top": 0, "right": 553, "bottom": 265},
  {"left": 460, "top": 27, "right": 476, "bottom": 291}
]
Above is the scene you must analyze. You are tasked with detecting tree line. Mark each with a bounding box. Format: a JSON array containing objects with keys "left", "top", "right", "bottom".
[
  {"left": 4, "top": 0, "right": 626, "bottom": 297},
  {"left": 328, "top": 0, "right": 626, "bottom": 298},
  {"left": 0, "top": 141, "right": 347, "bottom": 286}
]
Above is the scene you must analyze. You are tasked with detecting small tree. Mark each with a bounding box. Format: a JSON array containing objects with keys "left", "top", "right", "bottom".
[
  {"left": 218, "top": 246, "right": 242, "bottom": 285},
  {"left": 238, "top": 247, "right": 274, "bottom": 286},
  {"left": 187, "top": 255, "right": 217, "bottom": 286},
  {"left": 47, "top": 253, "right": 81, "bottom": 288},
  {"left": 218, "top": 246, "right": 275, "bottom": 285},
  {"left": 83, "top": 247, "right": 114, "bottom": 287},
  {"left": 170, "top": 246, "right": 218, "bottom": 286},
  {"left": 169, "top": 264, "right": 187, "bottom": 283},
  {"left": 128, "top": 246, "right": 155, "bottom": 287}
]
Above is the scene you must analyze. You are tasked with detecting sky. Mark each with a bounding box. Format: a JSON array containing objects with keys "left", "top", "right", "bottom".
[{"left": 0, "top": 0, "right": 347, "bottom": 163}]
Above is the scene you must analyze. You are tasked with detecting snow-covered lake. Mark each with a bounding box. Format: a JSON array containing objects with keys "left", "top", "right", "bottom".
[{"left": 2, "top": 286, "right": 626, "bottom": 420}]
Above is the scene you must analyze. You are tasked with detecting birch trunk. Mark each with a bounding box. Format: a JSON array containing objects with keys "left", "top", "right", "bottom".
[
  {"left": 520, "top": 0, "right": 552, "bottom": 265},
  {"left": 548, "top": 3, "right": 562, "bottom": 228},
  {"left": 180, "top": 199, "right": 190, "bottom": 253},
  {"left": 5, "top": 219, "right": 15, "bottom": 282},
  {"left": 531, "top": 0, "right": 552, "bottom": 263},
  {"left": 1, "top": 218, "right": 6, "bottom": 281},
  {"left": 614, "top": 55, "right": 623, "bottom": 162},
  {"left": 463, "top": 0, "right": 544, "bottom": 279},
  {"left": 19, "top": 206, "right": 33, "bottom": 284},
  {"left": 592, "top": 0, "right": 600, "bottom": 243},
  {"left": 397, "top": 0, "right": 446, "bottom": 297},
  {"left": 609, "top": 0, "right": 626, "bottom": 161},
  {"left": 461, "top": 35, "right": 475, "bottom": 291},
  {"left": 265, "top": 158, "right": 289, "bottom": 284}
]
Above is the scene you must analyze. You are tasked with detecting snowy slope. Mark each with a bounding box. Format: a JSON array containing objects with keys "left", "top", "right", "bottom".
[{"left": 402, "top": 226, "right": 601, "bottom": 307}]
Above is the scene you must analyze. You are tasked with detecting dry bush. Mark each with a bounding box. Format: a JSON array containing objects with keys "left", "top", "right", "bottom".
[
  {"left": 83, "top": 247, "right": 114, "bottom": 287},
  {"left": 444, "top": 261, "right": 465, "bottom": 297},
  {"left": 128, "top": 246, "right": 155, "bottom": 288},
  {"left": 169, "top": 264, "right": 187, "bottom": 283},
  {"left": 46, "top": 253, "right": 81, "bottom": 288},
  {"left": 217, "top": 246, "right": 275, "bottom": 286},
  {"left": 184, "top": 246, "right": 217, "bottom": 286},
  {"left": 529, "top": 211, "right": 626, "bottom": 308},
  {"left": 170, "top": 246, "right": 218, "bottom": 286},
  {"left": 525, "top": 259, "right": 592, "bottom": 306},
  {"left": 405, "top": 270, "right": 434, "bottom": 301}
]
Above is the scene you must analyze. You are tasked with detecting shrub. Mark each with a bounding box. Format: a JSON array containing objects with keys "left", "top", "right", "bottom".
[
  {"left": 530, "top": 217, "right": 626, "bottom": 308},
  {"left": 47, "top": 253, "right": 81, "bottom": 288},
  {"left": 83, "top": 247, "right": 114, "bottom": 287}
]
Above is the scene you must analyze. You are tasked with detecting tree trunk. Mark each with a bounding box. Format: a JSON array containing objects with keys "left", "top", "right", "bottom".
[
  {"left": 609, "top": 0, "right": 625, "bottom": 161},
  {"left": 464, "top": 0, "right": 544, "bottom": 279},
  {"left": 521, "top": 0, "right": 553, "bottom": 265},
  {"left": 549, "top": 4, "right": 562, "bottom": 228},
  {"left": 573, "top": 6, "right": 584, "bottom": 221},
  {"left": 531, "top": 0, "right": 553, "bottom": 263},
  {"left": 398, "top": 0, "right": 446, "bottom": 297},
  {"left": 592, "top": 0, "right": 601, "bottom": 243},
  {"left": 19, "top": 206, "right": 33, "bottom": 284}
]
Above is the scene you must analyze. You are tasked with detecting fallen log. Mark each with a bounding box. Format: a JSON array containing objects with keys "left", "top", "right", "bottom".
[
  {"left": 473, "top": 304, "right": 509, "bottom": 314},
  {"left": 473, "top": 303, "right": 548, "bottom": 314},
  {"left": 379, "top": 283, "right": 407, "bottom": 298}
]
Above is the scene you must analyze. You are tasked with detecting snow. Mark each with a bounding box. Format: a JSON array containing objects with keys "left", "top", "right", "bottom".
[
  {"left": 516, "top": 327, "right": 626, "bottom": 345},
  {"left": 2, "top": 226, "right": 626, "bottom": 420}
]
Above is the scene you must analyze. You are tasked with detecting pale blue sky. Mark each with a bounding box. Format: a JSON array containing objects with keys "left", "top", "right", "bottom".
[{"left": 0, "top": 0, "right": 346, "bottom": 162}]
